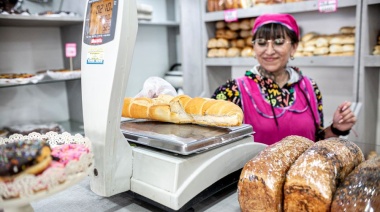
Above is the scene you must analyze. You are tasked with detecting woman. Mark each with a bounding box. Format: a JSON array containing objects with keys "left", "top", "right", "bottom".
[{"left": 211, "top": 13, "right": 356, "bottom": 145}]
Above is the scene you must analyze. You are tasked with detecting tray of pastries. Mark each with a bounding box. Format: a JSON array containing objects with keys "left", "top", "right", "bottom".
[{"left": 0, "top": 73, "right": 44, "bottom": 85}]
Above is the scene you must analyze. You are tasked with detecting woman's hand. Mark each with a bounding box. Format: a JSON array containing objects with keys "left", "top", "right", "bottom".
[{"left": 332, "top": 101, "right": 356, "bottom": 132}]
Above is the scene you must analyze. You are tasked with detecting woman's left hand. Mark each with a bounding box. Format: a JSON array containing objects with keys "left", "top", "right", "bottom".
[{"left": 332, "top": 101, "right": 356, "bottom": 131}]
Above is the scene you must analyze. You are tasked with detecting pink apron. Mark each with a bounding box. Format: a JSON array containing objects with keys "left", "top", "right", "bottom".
[{"left": 236, "top": 76, "right": 320, "bottom": 145}]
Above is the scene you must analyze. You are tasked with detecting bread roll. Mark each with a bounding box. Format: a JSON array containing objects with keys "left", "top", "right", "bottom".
[
  {"left": 216, "top": 38, "right": 229, "bottom": 48},
  {"left": 245, "top": 36, "right": 253, "bottom": 46},
  {"left": 329, "top": 44, "right": 343, "bottom": 53},
  {"left": 215, "top": 21, "right": 225, "bottom": 29},
  {"left": 373, "top": 45, "right": 380, "bottom": 55},
  {"left": 123, "top": 95, "right": 244, "bottom": 127},
  {"left": 313, "top": 46, "right": 329, "bottom": 55},
  {"left": 227, "top": 22, "right": 240, "bottom": 31},
  {"left": 238, "top": 136, "right": 314, "bottom": 212},
  {"left": 315, "top": 36, "right": 329, "bottom": 47},
  {"left": 207, "top": 38, "right": 218, "bottom": 48},
  {"left": 331, "top": 156, "right": 380, "bottom": 211},
  {"left": 215, "top": 29, "right": 226, "bottom": 39},
  {"left": 342, "top": 44, "right": 355, "bottom": 52},
  {"left": 224, "top": 30, "right": 238, "bottom": 39},
  {"left": 241, "top": 47, "right": 254, "bottom": 57},
  {"left": 284, "top": 138, "right": 364, "bottom": 211},
  {"left": 239, "top": 19, "right": 251, "bottom": 30},
  {"left": 216, "top": 48, "right": 227, "bottom": 57},
  {"left": 207, "top": 48, "right": 218, "bottom": 57},
  {"left": 239, "top": 30, "right": 251, "bottom": 38},
  {"left": 302, "top": 32, "right": 318, "bottom": 43},
  {"left": 227, "top": 47, "right": 241, "bottom": 57},
  {"left": 339, "top": 26, "right": 355, "bottom": 34},
  {"left": 235, "top": 39, "right": 246, "bottom": 48}
]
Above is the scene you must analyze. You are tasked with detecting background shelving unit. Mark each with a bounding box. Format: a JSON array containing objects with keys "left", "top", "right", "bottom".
[{"left": 0, "top": 0, "right": 183, "bottom": 135}]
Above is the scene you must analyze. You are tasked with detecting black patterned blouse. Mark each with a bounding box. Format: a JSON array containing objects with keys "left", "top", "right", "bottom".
[{"left": 211, "top": 68, "right": 325, "bottom": 141}]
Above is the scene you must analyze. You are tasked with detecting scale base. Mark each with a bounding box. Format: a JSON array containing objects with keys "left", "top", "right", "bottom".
[{"left": 130, "top": 136, "right": 266, "bottom": 211}]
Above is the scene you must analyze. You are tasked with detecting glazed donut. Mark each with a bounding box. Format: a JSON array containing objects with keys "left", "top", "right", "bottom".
[{"left": 0, "top": 139, "right": 52, "bottom": 182}]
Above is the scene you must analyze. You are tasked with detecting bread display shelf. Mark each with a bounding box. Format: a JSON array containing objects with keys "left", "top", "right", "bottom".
[
  {"left": 203, "top": 0, "right": 358, "bottom": 22},
  {"left": 364, "top": 55, "right": 380, "bottom": 67},
  {"left": 0, "top": 14, "right": 83, "bottom": 27},
  {"left": 0, "top": 76, "right": 80, "bottom": 88},
  {"left": 205, "top": 56, "right": 355, "bottom": 67}
]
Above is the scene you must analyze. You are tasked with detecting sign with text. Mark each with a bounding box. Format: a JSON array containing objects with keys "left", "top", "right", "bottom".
[
  {"left": 318, "top": 0, "right": 337, "bottom": 13},
  {"left": 224, "top": 9, "right": 238, "bottom": 22},
  {"left": 65, "top": 43, "right": 77, "bottom": 58}
]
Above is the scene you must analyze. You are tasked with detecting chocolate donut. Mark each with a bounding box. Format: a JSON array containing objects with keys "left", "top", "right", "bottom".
[{"left": 0, "top": 139, "right": 52, "bottom": 182}]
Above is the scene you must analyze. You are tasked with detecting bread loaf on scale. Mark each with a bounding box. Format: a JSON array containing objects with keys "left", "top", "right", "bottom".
[{"left": 122, "top": 94, "right": 244, "bottom": 127}]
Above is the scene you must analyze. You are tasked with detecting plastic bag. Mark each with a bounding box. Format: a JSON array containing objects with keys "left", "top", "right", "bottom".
[{"left": 135, "top": 76, "right": 177, "bottom": 98}]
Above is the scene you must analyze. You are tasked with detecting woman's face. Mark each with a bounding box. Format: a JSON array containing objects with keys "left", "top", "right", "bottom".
[{"left": 253, "top": 34, "right": 298, "bottom": 73}]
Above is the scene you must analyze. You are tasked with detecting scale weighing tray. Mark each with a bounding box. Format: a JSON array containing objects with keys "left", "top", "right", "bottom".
[{"left": 120, "top": 120, "right": 254, "bottom": 155}]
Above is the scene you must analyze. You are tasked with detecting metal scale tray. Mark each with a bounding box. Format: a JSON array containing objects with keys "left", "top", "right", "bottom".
[{"left": 120, "top": 120, "right": 254, "bottom": 155}]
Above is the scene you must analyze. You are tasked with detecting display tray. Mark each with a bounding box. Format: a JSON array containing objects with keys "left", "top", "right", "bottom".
[{"left": 120, "top": 120, "right": 254, "bottom": 155}]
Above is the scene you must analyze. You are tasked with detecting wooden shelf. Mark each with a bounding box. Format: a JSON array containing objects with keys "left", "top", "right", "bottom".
[
  {"left": 364, "top": 55, "right": 380, "bottom": 67},
  {"left": 203, "top": 0, "right": 358, "bottom": 22},
  {"left": 205, "top": 56, "right": 355, "bottom": 67}
]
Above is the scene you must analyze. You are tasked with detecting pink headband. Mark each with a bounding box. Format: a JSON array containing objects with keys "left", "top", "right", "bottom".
[{"left": 252, "top": 13, "right": 300, "bottom": 38}]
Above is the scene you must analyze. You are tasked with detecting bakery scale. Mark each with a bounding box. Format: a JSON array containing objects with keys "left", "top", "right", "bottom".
[{"left": 81, "top": 0, "right": 266, "bottom": 211}]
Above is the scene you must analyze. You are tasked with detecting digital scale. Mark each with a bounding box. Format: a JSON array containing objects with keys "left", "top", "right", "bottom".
[{"left": 80, "top": 0, "right": 266, "bottom": 211}]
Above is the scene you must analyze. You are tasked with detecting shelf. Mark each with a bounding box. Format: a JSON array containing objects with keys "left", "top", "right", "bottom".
[
  {"left": 0, "top": 77, "right": 81, "bottom": 88},
  {"left": 204, "top": 0, "right": 358, "bottom": 22},
  {"left": 0, "top": 14, "right": 180, "bottom": 28},
  {"left": 205, "top": 56, "right": 355, "bottom": 67},
  {"left": 0, "top": 14, "right": 83, "bottom": 27},
  {"left": 368, "top": 0, "right": 380, "bottom": 5},
  {"left": 364, "top": 55, "right": 380, "bottom": 67},
  {"left": 138, "top": 20, "right": 180, "bottom": 27}
]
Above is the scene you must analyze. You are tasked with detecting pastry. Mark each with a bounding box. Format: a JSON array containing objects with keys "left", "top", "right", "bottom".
[
  {"left": 238, "top": 136, "right": 314, "bottom": 212},
  {"left": 215, "top": 21, "right": 225, "bottom": 29},
  {"left": 0, "top": 139, "right": 52, "bottom": 182},
  {"left": 284, "top": 138, "right": 364, "bottom": 211},
  {"left": 207, "top": 38, "right": 218, "bottom": 48},
  {"left": 51, "top": 144, "right": 90, "bottom": 166},
  {"left": 301, "top": 32, "right": 318, "bottom": 43},
  {"left": 239, "top": 19, "right": 251, "bottom": 30},
  {"left": 207, "top": 48, "right": 219, "bottom": 57},
  {"left": 216, "top": 38, "right": 229, "bottom": 48},
  {"left": 339, "top": 26, "right": 355, "bottom": 34},
  {"left": 241, "top": 47, "right": 254, "bottom": 57}
]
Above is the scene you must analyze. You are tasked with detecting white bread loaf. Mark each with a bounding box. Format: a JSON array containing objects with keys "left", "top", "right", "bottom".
[
  {"left": 122, "top": 94, "right": 243, "bottom": 127},
  {"left": 284, "top": 138, "right": 364, "bottom": 211},
  {"left": 238, "top": 136, "right": 314, "bottom": 212}
]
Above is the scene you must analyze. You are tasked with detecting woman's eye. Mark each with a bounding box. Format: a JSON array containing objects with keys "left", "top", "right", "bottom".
[
  {"left": 256, "top": 39, "right": 267, "bottom": 46},
  {"left": 274, "top": 39, "right": 285, "bottom": 45}
]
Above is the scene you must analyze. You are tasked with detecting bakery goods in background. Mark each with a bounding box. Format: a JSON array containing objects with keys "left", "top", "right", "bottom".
[
  {"left": 331, "top": 156, "right": 380, "bottom": 211},
  {"left": 207, "top": 18, "right": 256, "bottom": 58},
  {"left": 284, "top": 138, "right": 364, "bottom": 211},
  {"left": 238, "top": 135, "right": 314, "bottom": 211},
  {"left": 1, "top": 123, "right": 65, "bottom": 138},
  {"left": 122, "top": 94, "right": 243, "bottom": 127},
  {"left": 207, "top": 0, "right": 305, "bottom": 12},
  {"left": 295, "top": 26, "right": 356, "bottom": 57},
  {"left": 372, "top": 33, "right": 380, "bottom": 55}
]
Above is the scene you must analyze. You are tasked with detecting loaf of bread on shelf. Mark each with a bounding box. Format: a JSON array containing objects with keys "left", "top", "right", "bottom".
[
  {"left": 331, "top": 156, "right": 380, "bottom": 211},
  {"left": 122, "top": 94, "right": 244, "bottom": 127},
  {"left": 283, "top": 137, "right": 364, "bottom": 211},
  {"left": 227, "top": 47, "right": 241, "bottom": 57},
  {"left": 238, "top": 136, "right": 314, "bottom": 212}
]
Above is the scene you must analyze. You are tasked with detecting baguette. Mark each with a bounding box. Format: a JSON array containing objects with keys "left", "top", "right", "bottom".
[
  {"left": 238, "top": 136, "right": 314, "bottom": 212},
  {"left": 122, "top": 94, "right": 243, "bottom": 127},
  {"left": 284, "top": 138, "right": 364, "bottom": 211}
]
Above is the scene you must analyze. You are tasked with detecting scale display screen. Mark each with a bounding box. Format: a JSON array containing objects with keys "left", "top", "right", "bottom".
[{"left": 83, "top": 0, "right": 118, "bottom": 45}]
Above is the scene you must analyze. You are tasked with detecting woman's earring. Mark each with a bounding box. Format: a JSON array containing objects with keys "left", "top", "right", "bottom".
[{"left": 290, "top": 55, "right": 295, "bottom": 60}]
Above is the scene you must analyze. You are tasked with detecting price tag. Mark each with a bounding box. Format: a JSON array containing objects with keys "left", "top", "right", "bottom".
[
  {"left": 318, "top": 0, "right": 337, "bottom": 13},
  {"left": 65, "top": 43, "right": 77, "bottom": 58},
  {"left": 224, "top": 9, "right": 238, "bottom": 23}
]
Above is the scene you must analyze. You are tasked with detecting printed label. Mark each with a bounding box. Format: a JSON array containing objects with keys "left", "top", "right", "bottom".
[
  {"left": 224, "top": 9, "right": 238, "bottom": 23},
  {"left": 65, "top": 43, "right": 77, "bottom": 58},
  {"left": 87, "top": 47, "right": 104, "bottom": 64},
  {"left": 318, "top": 0, "right": 337, "bottom": 13}
]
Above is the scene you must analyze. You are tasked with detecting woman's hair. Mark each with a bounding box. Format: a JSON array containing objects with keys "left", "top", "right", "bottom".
[{"left": 252, "top": 23, "right": 299, "bottom": 44}]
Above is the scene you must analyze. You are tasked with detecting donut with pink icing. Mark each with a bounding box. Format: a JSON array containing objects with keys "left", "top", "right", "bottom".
[{"left": 51, "top": 144, "right": 89, "bottom": 166}]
